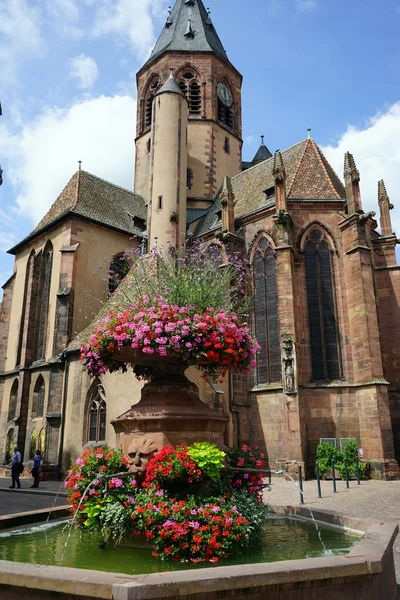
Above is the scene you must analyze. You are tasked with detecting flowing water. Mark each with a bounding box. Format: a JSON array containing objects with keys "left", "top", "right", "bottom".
[{"left": 0, "top": 517, "right": 360, "bottom": 575}]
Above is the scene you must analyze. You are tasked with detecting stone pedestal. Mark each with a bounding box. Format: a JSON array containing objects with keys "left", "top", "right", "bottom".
[{"left": 111, "top": 354, "right": 229, "bottom": 460}]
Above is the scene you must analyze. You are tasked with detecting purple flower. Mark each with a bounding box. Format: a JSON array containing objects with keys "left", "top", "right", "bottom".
[
  {"left": 189, "top": 521, "right": 200, "bottom": 530},
  {"left": 212, "top": 506, "right": 221, "bottom": 513},
  {"left": 156, "top": 489, "right": 165, "bottom": 497}
]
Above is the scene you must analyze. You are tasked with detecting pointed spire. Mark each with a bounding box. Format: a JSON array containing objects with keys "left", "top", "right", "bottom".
[
  {"left": 344, "top": 151, "right": 362, "bottom": 214},
  {"left": 220, "top": 176, "right": 235, "bottom": 233},
  {"left": 378, "top": 179, "right": 394, "bottom": 236},
  {"left": 252, "top": 135, "right": 273, "bottom": 165},
  {"left": 273, "top": 150, "right": 287, "bottom": 212},
  {"left": 144, "top": 0, "right": 230, "bottom": 68},
  {"left": 184, "top": 18, "right": 194, "bottom": 38},
  {"left": 156, "top": 69, "right": 187, "bottom": 98}
]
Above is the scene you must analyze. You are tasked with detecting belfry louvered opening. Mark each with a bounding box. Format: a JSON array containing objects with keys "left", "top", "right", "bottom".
[
  {"left": 304, "top": 228, "right": 341, "bottom": 380},
  {"left": 178, "top": 71, "right": 202, "bottom": 115},
  {"left": 144, "top": 79, "right": 160, "bottom": 129},
  {"left": 253, "top": 238, "right": 281, "bottom": 385}
]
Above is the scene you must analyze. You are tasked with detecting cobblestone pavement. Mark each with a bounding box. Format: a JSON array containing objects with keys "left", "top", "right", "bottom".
[
  {"left": 265, "top": 477, "right": 400, "bottom": 583},
  {"left": 0, "top": 477, "right": 67, "bottom": 516}
]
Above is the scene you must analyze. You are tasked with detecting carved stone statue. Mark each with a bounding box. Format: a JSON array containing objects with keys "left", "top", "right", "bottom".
[
  {"left": 281, "top": 338, "right": 297, "bottom": 394},
  {"left": 127, "top": 437, "right": 159, "bottom": 479}
]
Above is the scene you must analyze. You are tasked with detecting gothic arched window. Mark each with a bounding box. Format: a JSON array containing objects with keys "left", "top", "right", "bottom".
[
  {"left": 5, "top": 429, "right": 14, "bottom": 464},
  {"left": 37, "top": 242, "right": 53, "bottom": 360},
  {"left": 29, "top": 429, "right": 38, "bottom": 459},
  {"left": 145, "top": 78, "right": 160, "bottom": 129},
  {"left": 86, "top": 382, "right": 107, "bottom": 443},
  {"left": 8, "top": 379, "right": 18, "bottom": 421},
  {"left": 178, "top": 71, "right": 201, "bottom": 115},
  {"left": 304, "top": 227, "right": 341, "bottom": 380},
  {"left": 32, "top": 376, "right": 45, "bottom": 418},
  {"left": 108, "top": 255, "right": 130, "bottom": 295},
  {"left": 253, "top": 238, "right": 280, "bottom": 384},
  {"left": 38, "top": 428, "right": 45, "bottom": 456}
]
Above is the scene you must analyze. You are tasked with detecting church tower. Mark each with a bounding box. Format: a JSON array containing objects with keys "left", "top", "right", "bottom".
[{"left": 134, "top": 0, "right": 243, "bottom": 206}]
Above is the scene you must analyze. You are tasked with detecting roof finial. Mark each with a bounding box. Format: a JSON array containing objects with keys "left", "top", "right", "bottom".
[
  {"left": 307, "top": 128, "right": 311, "bottom": 139},
  {"left": 261, "top": 135, "right": 265, "bottom": 145},
  {"left": 78, "top": 160, "right": 82, "bottom": 171},
  {"left": 169, "top": 68, "right": 174, "bottom": 78}
]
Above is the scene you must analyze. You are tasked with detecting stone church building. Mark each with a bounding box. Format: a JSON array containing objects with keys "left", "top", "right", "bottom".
[{"left": 1, "top": 0, "right": 400, "bottom": 478}]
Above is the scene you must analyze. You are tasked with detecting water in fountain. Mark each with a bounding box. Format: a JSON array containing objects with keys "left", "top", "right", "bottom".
[{"left": 282, "top": 473, "right": 330, "bottom": 555}]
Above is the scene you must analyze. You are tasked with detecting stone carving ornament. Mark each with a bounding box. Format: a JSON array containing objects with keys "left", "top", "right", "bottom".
[
  {"left": 281, "top": 338, "right": 297, "bottom": 394},
  {"left": 127, "top": 437, "right": 159, "bottom": 479}
]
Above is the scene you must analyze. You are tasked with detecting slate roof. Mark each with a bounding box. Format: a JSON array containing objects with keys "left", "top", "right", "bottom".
[
  {"left": 9, "top": 170, "right": 147, "bottom": 254},
  {"left": 252, "top": 142, "right": 273, "bottom": 164},
  {"left": 144, "top": 0, "right": 230, "bottom": 67},
  {"left": 194, "top": 138, "right": 346, "bottom": 235}
]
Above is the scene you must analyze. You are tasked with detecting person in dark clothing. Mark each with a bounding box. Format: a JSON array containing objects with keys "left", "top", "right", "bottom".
[
  {"left": 31, "top": 450, "right": 42, "bottom": 488},
  {"left": 10, "top": 446, "right": 22, "bottom": 489}
]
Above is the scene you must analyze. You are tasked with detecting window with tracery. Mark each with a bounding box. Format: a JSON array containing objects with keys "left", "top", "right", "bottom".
[
  {"left": 145, "top": 78, "right": 160, "bottom": 129},
  {"left": 304, "top": 228, "right": 341, "bottom": 380},
  {"left": 32, "top": 376, "right": 45, "bottom": 418},
  {"left": 38, "top": 428, "right": 45, "bottom": 456},
  {"left": 108, "top": 255, "right": 130, "bottom": 295},
  {"left": 5, "top": 429, "right": 14, "bottom": 464},
  {"left": 86, "top": 383, "right": 107, "bottom": 443},
  {"left": 253, "top": 238, "right": 280, "bottom": 384},
  {"left": 37, "top": 242, "right": 53, "bottom": 360},
  {"left": 178, "top": 71, "right": 201, "bottom": 115},
  {"left": 29, "top": 429, "right": 38, "bottom": 459},
  {"left": 8, "top": 379, "right": 18, "bottom": 421}
]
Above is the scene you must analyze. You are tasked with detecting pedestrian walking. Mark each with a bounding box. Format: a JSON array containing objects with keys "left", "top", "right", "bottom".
[
  {"left": 31, "top": 449, "right": 42, "bottom": 488},
  {"left": 10, "top": 446, "right": 22, "bottom": 489}
]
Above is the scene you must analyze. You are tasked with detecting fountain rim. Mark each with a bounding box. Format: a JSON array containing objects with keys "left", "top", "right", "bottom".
[{"left": 0, "top": 504, "right": 397, "bottom": 600}]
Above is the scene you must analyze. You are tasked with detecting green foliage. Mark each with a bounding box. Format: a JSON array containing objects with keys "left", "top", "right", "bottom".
[
  {"left": 187, "top": 442, "right": 226, "bottom": 482},
  {"left": 81, "top": 497, "right": 112, "bottom": 530},
  {"left": 315, "top": 441, "right": 366, "bottom": 479},
  {"left": 111, "top": 243, "right": 250, "bottom": 317},
  {"left": 100, "top": 502, "right": 133, "bottom": 542}
]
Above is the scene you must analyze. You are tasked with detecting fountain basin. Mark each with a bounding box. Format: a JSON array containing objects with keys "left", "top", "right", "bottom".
[{"left": 0, "top": 505, "right": 397, "bottom": 600}]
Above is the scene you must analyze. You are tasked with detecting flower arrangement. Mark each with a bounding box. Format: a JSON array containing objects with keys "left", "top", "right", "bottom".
[
  {"left": 64, "top": 446, "right": 134, "bottom": 529},
  {"left": 80, "top": 297, "right": 258, "bottom": 381},
  {"left": 130, "top": 492, "right": 251, "bottom": 562},
  {"left": 226, "top": 444, "right": 267, "bottom": 501},
  {"left": 65, "top": 441, "right": 270, "bottom": 563},
  {"left": 143, "top": 445, "right": 204, "bottom": 488}
]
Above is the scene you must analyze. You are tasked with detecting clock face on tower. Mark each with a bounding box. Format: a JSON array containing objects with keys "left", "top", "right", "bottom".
[{"left": 217, "top": 83, "right": 233, "bottom": 108}]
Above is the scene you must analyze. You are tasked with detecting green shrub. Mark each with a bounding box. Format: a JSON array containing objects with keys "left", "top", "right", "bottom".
[
  {"left": 187, "top": 442, "right": 226, "bottom": 482},
  {"left": 315, "top": 440, "right": 365, "bottom": 479},
  {"left": 315, "top": 442, "right": 341, "bottom": 477}
]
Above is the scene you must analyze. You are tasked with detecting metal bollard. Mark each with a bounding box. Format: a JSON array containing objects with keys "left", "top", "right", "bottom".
[
  {"left": 298, "top": 464, "right": 304, "bottom": 504},
  {"left": 268, "top": 469, "right": 272, "bottom": 485},
  {"left": 356, "top": 456, "right": 361, "bottom": 485},
  {"left": 315, "top": 461, "right": 322, "bottom": 498},
  {"left": 344, "top": 457, "right": 350, "bottom": 489},
  {"left": 332, "top": 459, "right": 337, "bottom": 493}
]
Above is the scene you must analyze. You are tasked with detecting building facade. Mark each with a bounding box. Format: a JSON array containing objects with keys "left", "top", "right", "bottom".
[{"left": 1, "top": 0, "right": 399, "bottom": 478}]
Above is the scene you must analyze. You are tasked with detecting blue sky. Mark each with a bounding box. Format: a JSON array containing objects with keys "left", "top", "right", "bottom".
[{"left": 1, "top": 0, "right": 400, "bottom": 291}]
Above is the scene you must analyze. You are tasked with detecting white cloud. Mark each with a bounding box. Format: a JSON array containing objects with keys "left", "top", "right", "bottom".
[
  {"left": 45, "top": 0, "right": 79, "bottom": 22},
  {"left": 295, "top": 0, "right": 318, "bottom": 11},
  {"left": 69, "top": 55, "right": 99, "bottom": 89},
  {"left": 244, "top": 135, "right": 256, "bottom": 146},
  {"left": 0, "top": 0, "right": 44, "bottom": 90},
  {"left": 91, "top": 0, "right": 167, "bottom": 61},
  {"left": 322, "top": 102, "right": 400, "bottom": 236},
  {"left": 0, "top": 95, "right": 137, "bottom": 224}
]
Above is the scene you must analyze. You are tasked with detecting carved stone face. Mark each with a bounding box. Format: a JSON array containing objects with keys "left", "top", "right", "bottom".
[{"left": 127, "top": 438, "right": 158, "bottom": 475}]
